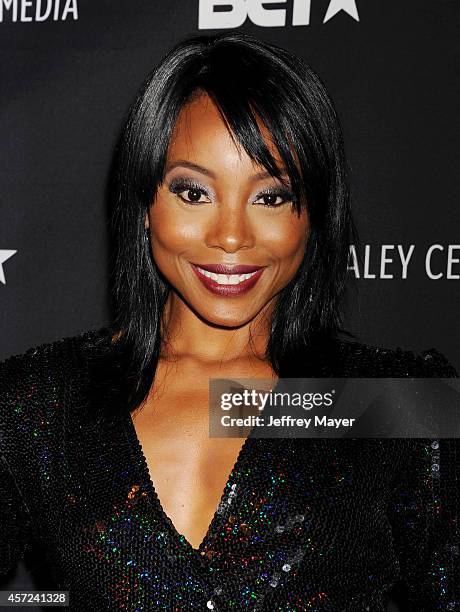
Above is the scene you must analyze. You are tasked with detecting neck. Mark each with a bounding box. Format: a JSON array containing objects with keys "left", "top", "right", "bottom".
[{"left": 159, "top": 292, "right": 275, "bottom": 364}]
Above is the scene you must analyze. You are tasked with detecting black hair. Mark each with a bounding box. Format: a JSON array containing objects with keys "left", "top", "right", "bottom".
[{"left": 101, "top": 31, "right": 358, "bottom": 416}]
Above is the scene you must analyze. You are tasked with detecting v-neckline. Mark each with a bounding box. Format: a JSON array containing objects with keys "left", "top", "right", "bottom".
[{"left": 123, "top": 407, "right": 256, "bottom": 560}]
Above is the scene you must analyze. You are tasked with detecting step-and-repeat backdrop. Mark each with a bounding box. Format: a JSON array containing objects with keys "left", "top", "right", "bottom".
[{"left": 1, "top": 1, "right": 459, "bottom": 608}]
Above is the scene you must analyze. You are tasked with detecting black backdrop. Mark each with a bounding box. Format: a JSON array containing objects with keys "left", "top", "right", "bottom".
[{"left": 1, "top": 1, "right": 459, "bottom": 608}]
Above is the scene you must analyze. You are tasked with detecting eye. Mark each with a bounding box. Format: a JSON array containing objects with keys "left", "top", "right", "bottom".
[
  {"left": 168, "top": 179, "right": 211, "bottom": 204},
  {"left": 253, "top": 189, "right": 295, "bottom": 208}
]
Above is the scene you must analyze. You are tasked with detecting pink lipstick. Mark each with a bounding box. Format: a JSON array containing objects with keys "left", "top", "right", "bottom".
[{"left": 190, "top": 262, "right": 265, "bottom": 296}]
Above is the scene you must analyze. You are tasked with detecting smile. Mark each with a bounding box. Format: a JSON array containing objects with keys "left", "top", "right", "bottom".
[{"left": 190, "top": 263, "right": 265, "bottom": 296}]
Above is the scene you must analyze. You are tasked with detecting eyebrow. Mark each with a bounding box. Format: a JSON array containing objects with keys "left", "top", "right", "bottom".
[{"left": 165, "top": 160, "right": 289, "bottom": 182}]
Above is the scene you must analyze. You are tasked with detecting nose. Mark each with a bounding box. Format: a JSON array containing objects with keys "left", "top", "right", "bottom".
[{"left": 205, "top": 204, "right": 255, "bottom": 253}]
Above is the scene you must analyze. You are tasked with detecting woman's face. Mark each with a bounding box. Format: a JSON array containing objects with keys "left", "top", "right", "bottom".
[{"left": 145, "top": 93, "right": 309, "bottom": 328}]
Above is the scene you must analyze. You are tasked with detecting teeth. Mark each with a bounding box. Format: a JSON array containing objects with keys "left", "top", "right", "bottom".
[{"left": 196, "top": 267, "right": 259, "bottom": 285}]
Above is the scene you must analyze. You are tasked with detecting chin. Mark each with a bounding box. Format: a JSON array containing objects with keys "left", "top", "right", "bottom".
[{"left": 196, "top": 305, "right": 259, "bottom": 329}]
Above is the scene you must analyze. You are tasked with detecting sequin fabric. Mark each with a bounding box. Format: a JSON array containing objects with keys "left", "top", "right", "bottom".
[{"left": 0, "top": 328, "right": 459, "bottom": 611}]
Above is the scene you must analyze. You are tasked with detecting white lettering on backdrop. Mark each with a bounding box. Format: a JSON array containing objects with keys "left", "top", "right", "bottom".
[
  {"left": 198, "top": 0, "right": 360, "bottom": 29},
  {"left": 0, "top": 0, "right": 78, "bottom": 22},
  {"left": 348, "top": 245, "right": 460, "bottom": 279}
]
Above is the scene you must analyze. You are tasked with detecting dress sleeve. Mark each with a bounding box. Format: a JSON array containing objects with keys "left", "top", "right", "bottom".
[
  {"left": 0, "top": 453, "right": 32, "bottom": 577},
  {"left": 386, "top": 349, "right": 459, "bottom": 611},
  {"left": 0, "top": 356, "right": 33, "bottom": 577}
]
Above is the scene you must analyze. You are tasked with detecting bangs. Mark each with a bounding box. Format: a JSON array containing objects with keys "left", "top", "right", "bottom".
[
  {"left": 175, "top": 54, "right": 313, "bottom": 217},
  {"left": 205, "top": 86, "right": 305, "bottom": 216},
  {"left": 158, "top": 37, "right": 331, "bottom": 219}
]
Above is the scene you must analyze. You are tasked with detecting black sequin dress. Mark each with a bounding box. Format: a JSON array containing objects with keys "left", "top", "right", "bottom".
[{"left": 0, "top": 328, "right": 459, "bottom": 611}]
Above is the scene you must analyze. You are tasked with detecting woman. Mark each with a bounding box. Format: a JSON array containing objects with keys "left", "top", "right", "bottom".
[{"left": 0, "top": 32, "right": 458, "bottom": 611}]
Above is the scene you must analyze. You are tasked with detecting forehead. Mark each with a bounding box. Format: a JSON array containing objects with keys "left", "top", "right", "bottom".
[{"left": 166, "top": 93, "right": 284, "bottom": 171}]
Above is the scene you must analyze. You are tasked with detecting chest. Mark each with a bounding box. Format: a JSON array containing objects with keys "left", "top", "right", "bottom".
[
  {"left": 126, "top": 358, "right": 277, "bottom": 548},
  {"left": 131, "top": 402, "right": 248, "bottom": 550}
]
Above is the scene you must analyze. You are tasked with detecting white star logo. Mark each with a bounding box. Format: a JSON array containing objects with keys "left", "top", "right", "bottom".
[
  {"left": 0, "top": 250, "right": 17, "bottom": 285},
  {"left": 324, "top": 0, "right": 360, "bottom": 23}
]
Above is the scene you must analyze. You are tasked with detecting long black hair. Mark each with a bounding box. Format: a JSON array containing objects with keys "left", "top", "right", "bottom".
[{"left": 97, "top": 31, "right": 358, "bottom": 416}]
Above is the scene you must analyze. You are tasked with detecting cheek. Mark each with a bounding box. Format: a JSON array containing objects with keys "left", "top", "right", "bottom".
[
  {"left": 260, "top": 212, "right": 309, "bottom": 259},
  {"left": 148, "top": 201, "right": 204, "bottom": 255}
]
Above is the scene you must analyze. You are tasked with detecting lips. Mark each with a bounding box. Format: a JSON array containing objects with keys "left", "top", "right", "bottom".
[{"left": 190, "top": 262, "right": 265, "bottom": 296}]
